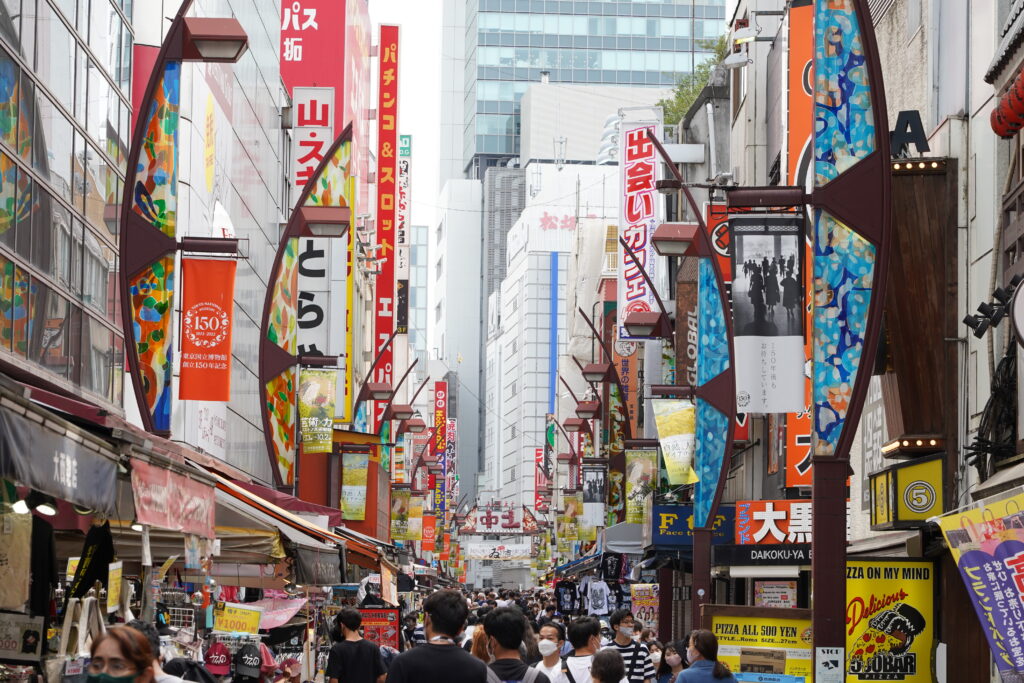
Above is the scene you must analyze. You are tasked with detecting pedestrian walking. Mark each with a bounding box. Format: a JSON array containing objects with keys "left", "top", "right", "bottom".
[
  {"left": 655, "top": 641, "right": 686, "bottom": 683},
  {"left": 326, "top": 607, "right": 386, "bottom": 683},
  {"left": 483, "top": 607, "right": 549, "bottom": 683},
  {"left": 532, "top": 622, "right": 568, "bottom": 683},
  {"left": 590, "top": 650, "right": 626, "bottom": 683},
  {"left": 386, "top": 590, "right": 489, "bottom": 683},
  {"left": 674, "top": 631, "right": 735, "bottom": 683},
  {"left": 562, "top": 616, "right": 602, "bottom": 683},
  {"left": 603, "top": 610, "right": 655, "bottom": 683}
]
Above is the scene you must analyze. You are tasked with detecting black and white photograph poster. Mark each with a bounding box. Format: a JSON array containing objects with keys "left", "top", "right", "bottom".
[
  {"left": 730, "top": 214, "right": 806, "bottom": 413},
  {"left": 582, "top": 465, "right": 606, "bottom": 537}
]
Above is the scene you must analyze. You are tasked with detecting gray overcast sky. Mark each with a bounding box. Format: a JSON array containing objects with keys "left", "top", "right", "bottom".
[{"left": 369, "top": 1, "right": 443, "bottom": 229}]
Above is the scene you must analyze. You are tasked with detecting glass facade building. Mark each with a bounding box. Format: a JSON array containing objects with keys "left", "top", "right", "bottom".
[
  {"left": 0, "top": 0, "right": 133, "bottom": 408},
  {"left": 464, "top": 0, "right": 727, "bottom": 174}
]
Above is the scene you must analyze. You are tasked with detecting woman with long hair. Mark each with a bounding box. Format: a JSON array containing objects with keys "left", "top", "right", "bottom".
[
  {"left": 656, "top": 641, "right": 687, "bottom": 683},
  {"left": 87, "top": 627, "right": 156, "bottom": 683},
  {"left": 470, "top": 626, "right": 491, "bottom": 663},
  {"left": 675, "top": 630, "right": 736, "bottom": 682}
]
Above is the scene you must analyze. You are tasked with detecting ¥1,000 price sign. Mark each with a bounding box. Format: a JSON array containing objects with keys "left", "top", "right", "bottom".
[{"left": 213, "top": 602, "right": 263, "bottom": 634}]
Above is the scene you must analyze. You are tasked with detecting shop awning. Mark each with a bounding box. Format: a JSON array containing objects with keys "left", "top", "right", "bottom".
[
  {"left": 603, "top": 522, "right": 645, "bottom": 554},
  {"left": 233, "top": 479, "right": 343, "bottom": 528},
  {"left": 0, "top": 388, "right": 120, "bottom": 515},
  {"left": 248, "top": 597, "right": 308, "bottom": 630}
]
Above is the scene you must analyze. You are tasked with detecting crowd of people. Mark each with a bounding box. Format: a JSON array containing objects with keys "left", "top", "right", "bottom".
[{"left": 81, "top": 589, "right": 735, "bottom": 683}]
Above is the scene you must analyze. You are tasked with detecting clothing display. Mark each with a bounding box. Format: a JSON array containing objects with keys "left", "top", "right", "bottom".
[
  {"left": 587, "top": 580, "right": 611, "bottom": 616},
  {"left": 555, "top": 581, "right": 579, "bottom": 613}
]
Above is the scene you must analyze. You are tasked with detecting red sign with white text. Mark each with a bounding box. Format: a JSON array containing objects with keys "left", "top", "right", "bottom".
[
  {"left": 179, "top": 258, "right": 236, "bottom": 401},
  {"left": 372, "top": 25, "right": 400, "bottom": 431},
  {"left": 280, "top": 1, "right": 345, "bottom": 133}
]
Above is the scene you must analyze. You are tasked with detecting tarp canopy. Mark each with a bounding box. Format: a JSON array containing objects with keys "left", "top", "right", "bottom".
[
  {"left": 233, "top": 480, "right": 343, "bottom": 528},
  {"left": 604, "top": 522, "right": 645, "bottom": 554}
]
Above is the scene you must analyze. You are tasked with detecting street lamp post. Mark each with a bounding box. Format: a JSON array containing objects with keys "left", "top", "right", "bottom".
[{"left": 119, "top": 0, "right": 249, "bottom": 436}]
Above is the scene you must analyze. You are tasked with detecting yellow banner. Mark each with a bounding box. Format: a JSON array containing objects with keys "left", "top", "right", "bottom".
[
  {"left": 213, "top": 602, "right": 263, "bottom": 634},
  {"left": 342, "top": 452, "right": 369, "bottom": 520},
  {"left": 845, "top": 560, "right": 934, "bottom": 682},
  {"left": 106, "top": 562, "right": 122, "bottom": 614},
  {"left": 709, "top": 607, "right": 813, "bottom": 679},
  {"left": 390, "top": 489, "right": 412, "bottom": 541},
  {"left": 653, "top": 399, "right": 698, "bottom": 484},
  {"left": 625, "top": 449, "right": 656, "bottom": 524}
]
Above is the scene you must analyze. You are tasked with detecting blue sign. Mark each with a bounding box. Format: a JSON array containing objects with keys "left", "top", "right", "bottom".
[{"left": 651, "top": 504, "right": 734, "bottom": 546}]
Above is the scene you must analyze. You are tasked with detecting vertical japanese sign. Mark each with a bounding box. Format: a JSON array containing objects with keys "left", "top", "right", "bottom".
[
  {"left": 617, "top": 119, "right": 661, "bottom": 340},
  {"left": 373, "top": 25, "right": 400, "bottom": 431},
  {"left": 432, "top": 382, "right": 448, "bottom": 519},
  {"left": 341, "top": 450, "right": 369, "bottom": 520},
  {"left": 730, "top": 214, "right": 805, "bottom": 414},
  {"left": 291, "top": 88, "right": 335, "bottom": 200},
  {"left": 445, "top": 418, "right": 457, "bottom": 511},
  {"left": 296, "top": 237, "right": 331, "bottom": 357},
  {"left": 408, "top": 494, "right": 424, "bottom": 540},
  {"left": 421, "top": 512, "right": 436, "bottom": 551},
  {"left": 631, "top": 584, "right": 659, "bottom": 630},
  {"left": 179, "top": 259, "right": 236, "bottom": 401},
  {"left": 281, "top": 1, "right": 344, "bottom": 129},
  {"left": 396, "top": 135, "right": 411, "bottom": 334},
  {"left": 934, "top": 489, "right": 1024, "bottom": 680},
  {"left": 845, "top": 560, "right": 934, "bottom": 682},
  {"left": 785, "top": 0, "right": 815, "bottom": 488},
  {"left": 297, "top": 368, "right": 337, "bottom": 452}
]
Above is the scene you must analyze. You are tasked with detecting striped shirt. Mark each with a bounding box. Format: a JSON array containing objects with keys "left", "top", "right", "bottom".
[{"left": 604, "top": 641, "right": 655, "bottom": 683}]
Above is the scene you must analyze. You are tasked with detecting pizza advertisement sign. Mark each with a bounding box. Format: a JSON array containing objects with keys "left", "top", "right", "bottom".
[{"left": 845, "top": 560, "right": 934, "bottom": 682}]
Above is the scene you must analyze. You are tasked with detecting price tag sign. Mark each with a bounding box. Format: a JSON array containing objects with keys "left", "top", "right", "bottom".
[{"left": 213, "top": 602, "right": 263, "bottom": 634}]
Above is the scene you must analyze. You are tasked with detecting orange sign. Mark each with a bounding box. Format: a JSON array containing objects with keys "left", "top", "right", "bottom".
[
  {"left": 179, "top": 258, "right": 236, "bottom": 401},
  {"left": 784, "top": 0, "right": 814, "bottom": 487},
  {"left": 421, "top": 513, "right": 436, "bottom": 551}
]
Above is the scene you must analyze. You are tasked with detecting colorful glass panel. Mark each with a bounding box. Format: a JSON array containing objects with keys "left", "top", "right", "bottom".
[
  {"left": 132, "top": 61, "right": 180, "bottom": 237},
  {"left": 267, "top": 237, "right": 299, "bottom": 354},
  {"left": 129, "top": 255, "right": 175, "bottom": 431},
  {"left": 813, "top": 0, "right": 876, "bottom": 187},
  {"left": 265, "top": 368, "right": 297, "bottom": 484},
  {"left": 0, "top": 152, "right": 15, "bottom": 239},
  {"left": 305, "top": 139, "right": 354, "bottom": 208},
  {"left": 697, "top": 257, "right": 729, "bottom": 383},
  {"left": 694, "top": 398, "right": 729, "bottom": 528},
  {"left": 811, "top": 211, "right": 875, "bottom": 455},
  {"left": 0, "top": 55, "right": 18, "bottom": 150}
]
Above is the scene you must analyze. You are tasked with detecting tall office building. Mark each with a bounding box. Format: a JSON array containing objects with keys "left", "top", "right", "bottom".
[{"left": 448, "top": 0, "right": 727, "bottom": 179}]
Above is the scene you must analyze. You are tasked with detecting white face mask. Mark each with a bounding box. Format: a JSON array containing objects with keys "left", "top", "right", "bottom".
[
  {"left": 538, "top": 640, "right": 560, "bottom": 657},
  {"left": 650, "top": 652, "right": 662, "bottom": 665},
  {"left": 618, "top": 626, "right": 634, "bottom": 638},
  {"left": 686, "top": 647, "right": 699, "bottom": 664}
]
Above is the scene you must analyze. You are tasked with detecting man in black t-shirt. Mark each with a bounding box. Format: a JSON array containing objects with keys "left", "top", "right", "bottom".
[
  {"left": 484, "top": 607, "right": 549, "bottom": 683},
  {"left": 386, "top": 590, "right": 489, "bottom": 683},
  {"left": 326, "top": 608, "right": 386, "bottom": 683}
]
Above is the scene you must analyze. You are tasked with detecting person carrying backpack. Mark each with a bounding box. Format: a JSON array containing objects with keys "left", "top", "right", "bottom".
[
  {"left": 603, "top": 610, "right": 655, "bottom": 683},
  {"left": 483, "top": 607, "right": 550, "bottom": 683}
]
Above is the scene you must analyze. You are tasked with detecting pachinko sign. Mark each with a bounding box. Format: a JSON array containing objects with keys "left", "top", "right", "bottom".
[
  {"left": 845, "top": 560, "right": 934, "bottom": 682},
  {"left": 617, "top": 118, "right": 661, "bottom": 340},
  {"left": 933, "top": 487, "right": 1024, "bottom": 681}
]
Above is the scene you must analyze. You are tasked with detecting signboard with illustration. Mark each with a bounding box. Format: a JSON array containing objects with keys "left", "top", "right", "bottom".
[
  {"left": 359, "top": 608, "right": 400, "bottom": 650},
  {"left": 933, "top": 487, "right": 1024, "bottom": 681},
  {"left": 705, "top": 605, "right": 813, "bottom": 680},
  {"left": 845, "top": 560, "right": 934, "bottom": 682}
]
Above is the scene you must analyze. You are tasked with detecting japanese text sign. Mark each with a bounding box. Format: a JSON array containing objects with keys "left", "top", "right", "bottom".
[
  {"left": 934, "top": 488, "right": 1024, "bottom": 680},
  {"left": 432, "top": 381, "right": 447, "bottom": 516},
  {"left": 280, "top": 1, "right": 344, "bottom": 133},
  {"left": 213, "top": 602, "right": 262, "bottom": 634},
  {"left": 372, "top": 25, "right": 400, "bottom": 431},
  {"left": 617, "top": 120, "right": 661, "bottom": 340},
  {"left": 736, "top": 500, "right": 813, "bottom": 545},
  {"left": 131, "top": 461, "right": 216, "bottom": 539}
]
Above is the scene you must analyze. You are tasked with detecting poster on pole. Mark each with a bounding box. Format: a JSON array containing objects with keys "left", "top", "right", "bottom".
[
  {"left": 390, "top": 489, "right": 411, "bottom": 541},
  {"left": 582, "top": 465, "right": 605, "bottom": 542},
  {"left": 408, "top": 494, "right": 424, "bottom": 540},
  {"left": 730, "top": 214, "right": 805, "bottom": 414},
  {"left": 933, "top": 488, "right": 1024, "bottom": 680},
  {"left": 617, "top": 118, "right": 662, "bottom": 340},
  {"left": 341, "top": 451, "right": 369, "bottom": 520},
  {"left": 179, "top": 259, "right": 236, "bottom": 401},
  {"left": 653, "top": 399, "right": 697, "bottom": 485},
  {"left": 845, "top": 560, "right": 934, "bottom": 682},
  {"left": 298, "top": 369, "right": 337, "bottom": 452},
  {"left": 625, "top": 449, "right": 657, "bottom": 525}
]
